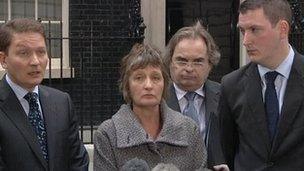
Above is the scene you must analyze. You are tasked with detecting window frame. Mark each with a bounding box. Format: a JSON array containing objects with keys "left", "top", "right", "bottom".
[{"left": 0, "top": 0, "right": 72, "bottom": 78}]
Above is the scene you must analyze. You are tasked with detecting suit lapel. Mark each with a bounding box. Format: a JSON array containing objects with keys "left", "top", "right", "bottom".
[
  {"left": 0, "top": 79, "right": 48, "bottom": 169},
  {"left": 39, "top": 86, "right": 58, "bottom": 169},
  {"left": 167, "top": 84, "right": 181, "bottom": 112},
  {"left": 273, "top": 53, "right": 304, "bottom": 152},
  {"left": 243, "top": 64, "right": 271, "bottom": 154},
  {"left": 204, "top": 80, "right": 219, "bottom": 141},
  {"left": 204, "top": 80, "right": 219, "bottom": 127}
]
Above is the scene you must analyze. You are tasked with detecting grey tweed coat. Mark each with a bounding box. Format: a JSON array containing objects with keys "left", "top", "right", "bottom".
[{"left": 93, "top": 101, "right": 208, "bottom": 171}]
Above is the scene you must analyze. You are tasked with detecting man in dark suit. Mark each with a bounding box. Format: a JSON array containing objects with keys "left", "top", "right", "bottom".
[
  {"left": 164, "top": 21, "right": 228, "bottom": 171},
  {"left": 219, "top": 0, "right": 304, "bottom": 170},
  {"left": 0, "top": 19, "right": 89, "bottom": 170}
]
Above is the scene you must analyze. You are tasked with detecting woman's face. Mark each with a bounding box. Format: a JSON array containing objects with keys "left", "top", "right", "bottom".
[{"left": 129, "top": 65, "right": 164, "bottom": 108}]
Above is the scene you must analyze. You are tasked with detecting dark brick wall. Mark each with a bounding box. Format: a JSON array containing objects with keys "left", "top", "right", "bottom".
[{"left": 43, "top": 0, "right": 143, "bottom": 125}]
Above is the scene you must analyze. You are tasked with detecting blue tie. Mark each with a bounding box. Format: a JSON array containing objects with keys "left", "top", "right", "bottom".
[
  {"left": 24, "top": 92, "right": 49, "bottom": 161},
  {"left": 183, "top": 92, "right": 200, "bottom": 125},
  {"left": 264, "top": 71, "right": 279, "bottom": 141}
]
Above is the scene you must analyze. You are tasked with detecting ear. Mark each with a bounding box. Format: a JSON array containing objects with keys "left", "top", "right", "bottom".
[
  {"left": 278, "top": 20, "right": 290, "bottom": 39},
  {"left": 0, "top": 52, "right": 8, "bottom": 69}
]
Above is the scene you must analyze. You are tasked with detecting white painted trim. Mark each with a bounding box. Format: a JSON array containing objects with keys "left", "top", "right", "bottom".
[
  {"left": 141, "top": 0, "right": 166, "bottom": 53},
  {"left": 239, "top": 33, "right": 250, "bottom": 66},
  {"left": 1, "top": 0, "right": 71, "bottom": 77},
  {"left": 0, "top": 67, "right": 74, "bottom": 79}
]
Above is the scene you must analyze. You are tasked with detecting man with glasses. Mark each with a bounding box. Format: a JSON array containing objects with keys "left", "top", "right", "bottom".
[{"left": 164, "top": 21, "right": 228, "bottom": 171}]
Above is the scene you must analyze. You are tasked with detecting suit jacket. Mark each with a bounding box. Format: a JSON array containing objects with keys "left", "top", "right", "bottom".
[
  {"left": 0, "top": 77, "right": 89, "bottom": 171},
  {"left": 166, "top": 80, "right": 225, "bottom": 168},
  {"left": 219, "top": 51, "right": 304, "bottom": 171}
]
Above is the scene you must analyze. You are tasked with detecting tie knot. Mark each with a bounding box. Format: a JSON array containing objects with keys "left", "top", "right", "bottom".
[
  {"left": 24, "top": 92, "right": 39, "bottom": 103},
  {"left": 185, "top": 91, "right": 196, "bottom": 101},
  {"left": 265, "top": 71, "right": 279, "bottom": 83}
]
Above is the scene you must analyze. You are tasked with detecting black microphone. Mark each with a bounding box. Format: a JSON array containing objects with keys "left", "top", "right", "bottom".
[{"left": 120, "top": 158, "right": 150, "bottom": 171}]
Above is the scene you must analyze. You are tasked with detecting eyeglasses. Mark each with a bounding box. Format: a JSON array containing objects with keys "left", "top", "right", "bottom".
[{"left": 173, "top": 59, "right": 206, "bottom": 68}]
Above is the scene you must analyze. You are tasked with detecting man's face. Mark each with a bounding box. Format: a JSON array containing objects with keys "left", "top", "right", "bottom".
[
  {"left": 0, "top": 32, "right": 49, "bottom": 91},
  {"left": 238, "top": 8, "right": 283, "bottom": 68},
  {"left": 170, "top": 38, "right": 211, "bottom": 91}
]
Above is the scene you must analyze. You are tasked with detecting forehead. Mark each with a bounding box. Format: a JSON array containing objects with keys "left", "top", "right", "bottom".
[
  {"left": 238, "top": 8, "right": 270, "bottom": 28},
  {"left": 173, "top": 38, "right": 207, "bottom": 58},
  {"left": 131, "top": 65, "right": 162, "bottom": 74},
  {"left": 10, "top": 32, "right": 46, "bottom": 48}
]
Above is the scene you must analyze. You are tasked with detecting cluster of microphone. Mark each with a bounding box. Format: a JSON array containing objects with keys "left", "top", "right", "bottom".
[{"left": 120, "top": 158, "right": 180, "bottom": 171}]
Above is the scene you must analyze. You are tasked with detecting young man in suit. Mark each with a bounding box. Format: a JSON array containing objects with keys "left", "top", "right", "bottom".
[
  {"left": 219, "top": 0, "right": 304, "bottom": 170},
  {"left": 164, "top": 21, "right": 228, "bottom": 171},
  {"left": 0, "top": 18, "right": 89, "bottom": 171}
]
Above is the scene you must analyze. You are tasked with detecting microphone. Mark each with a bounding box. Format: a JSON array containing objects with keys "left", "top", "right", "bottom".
[
  {"left": 151, "top": 163, "right": 180, "bottom": 171},
  {"left": 120, "top": 158, "right": 150, "bottom": 171}
]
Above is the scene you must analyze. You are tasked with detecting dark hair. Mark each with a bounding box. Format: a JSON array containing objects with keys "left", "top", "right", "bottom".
[
  {"left": 119, "top": 43, "right": 170, "bottom": 104},
  {"left": 164, "top": 21, "right": 220, "bottom": 71},
  {"left": 239, "top": 0, "right": 292, "bottom": 27},
  {"left": 0, "top": 18, "right": 46, "bottom": 54}
]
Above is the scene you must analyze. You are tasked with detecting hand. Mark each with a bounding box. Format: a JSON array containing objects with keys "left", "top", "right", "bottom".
[{"left": 213, "top": 164, "right": 229, "bottom": 171}]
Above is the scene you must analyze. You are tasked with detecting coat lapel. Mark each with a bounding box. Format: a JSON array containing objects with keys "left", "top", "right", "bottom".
[
  {"left": 204, "top": 80, "right": 219, "bottom": 128},
  {"left": 243, "top": 64, "right": 271, "bottom": 155},
  {"left": 273, "top": 53, "right": 304, "bottom": 152},
  {"left": 39, "top": 86, "right": 58, "bottom": 167},
  {"left": 166, "top": 84, "right": 181, "bottom": 112},
  {"left": 204, "top": 80, "right": 219, "bottom": 143},
  {"left": 0, "top": 79, "right": 48, "bottom": 169}
]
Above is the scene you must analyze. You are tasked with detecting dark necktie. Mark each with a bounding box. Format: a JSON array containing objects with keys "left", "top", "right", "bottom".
[
  {"left": 264, "top": 71, "right": 279, "bottom": 141},
  {"left": 24, "top": 92, "right": 49, "bottom": 161},
  {"left": 183, "top": 92, "right": 200, "bottom": 125}
]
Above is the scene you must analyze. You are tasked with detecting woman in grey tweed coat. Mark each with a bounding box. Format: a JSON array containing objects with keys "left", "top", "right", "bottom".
[{"left": 93, "top": 43, "right": 208, "bottom": 171}]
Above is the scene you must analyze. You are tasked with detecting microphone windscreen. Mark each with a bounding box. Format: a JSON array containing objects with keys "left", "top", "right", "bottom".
[
  {"left": 152, "top": 163, "right": 180, "bottom": 171},
  {"left": 120, "top": 158, "right": 150, "bottom": 171}
]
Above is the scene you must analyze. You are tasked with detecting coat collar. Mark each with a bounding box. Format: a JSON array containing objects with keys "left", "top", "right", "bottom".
[{"left": 113, "top": 101, "right": 192, "bottom": 148}]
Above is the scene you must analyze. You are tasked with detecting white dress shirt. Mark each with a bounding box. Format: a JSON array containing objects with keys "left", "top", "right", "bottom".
[
  {"left": 173, "top": 83, "right": 206, "bottom": 139},
  {"left": 258, "top": 45, "right": 294, "bottom": 114},
  {"left": 5, "top": 74, "right": 44, "bottom": 119}
]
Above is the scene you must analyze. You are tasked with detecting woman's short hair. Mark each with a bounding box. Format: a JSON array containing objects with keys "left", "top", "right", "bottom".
[{"left": 119, "top": 43, "right": 170, "bottom": 104}]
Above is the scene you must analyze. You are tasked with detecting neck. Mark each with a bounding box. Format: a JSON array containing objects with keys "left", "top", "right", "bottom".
[
  {"left": 133, "top": 104, "right": 162, "bottom": 140},
  {"left": 266, "top": 43, "right": 290, "bottom": 70}
]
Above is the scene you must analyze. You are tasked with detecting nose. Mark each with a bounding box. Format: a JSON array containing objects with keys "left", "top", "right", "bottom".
[
  {"left": 242, "top": 31, "right": 251, "bottom": 47},
  {"left": 29, "top": 53, "right": 40, "bottom": 65},
  {"left": 185, "top": 62, "right": 194, "bottom": 72},
  {"left": 144, "top": 78, "right": 153, "bottom": 89}
]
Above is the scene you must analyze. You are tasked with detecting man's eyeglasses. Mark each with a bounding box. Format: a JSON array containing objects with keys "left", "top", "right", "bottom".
[{"left": 173, "top": 59, "right": 206, "bottom": 68}]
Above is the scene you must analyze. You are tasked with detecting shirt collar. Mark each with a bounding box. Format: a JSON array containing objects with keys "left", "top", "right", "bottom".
[
  {"left": 258, "top": 45, "right": 294, "bottom": 79},
  {"left": 6, "top": 74, "right": 39, "bottom": 100},
  {"left": 173, "top": 83, "right": 205, "bottom": 101}
]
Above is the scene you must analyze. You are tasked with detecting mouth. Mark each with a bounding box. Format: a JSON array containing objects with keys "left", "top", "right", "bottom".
[
  {"left": 246, "top": 49, "right": 258, "bottom": 55},
  {"left": 142, "top": 94, "right": 154, "bottom": 98},
  {"left": 182, "top": 75, "right": 196, "bottom": 80},
  {"left": 28, "top": 71, "right": 41, "bottom": 77}
]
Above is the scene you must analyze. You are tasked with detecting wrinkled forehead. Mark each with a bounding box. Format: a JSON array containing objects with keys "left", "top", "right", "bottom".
[{"left": 10, "top": 32, "right": 46, "bottom": 47}]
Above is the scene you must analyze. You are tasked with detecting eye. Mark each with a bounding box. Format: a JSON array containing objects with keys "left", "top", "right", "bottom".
[
  {"left": 18, "top": 49, "right": 30, "bottom": 57},
  {"left": 251, "top": 27, "right": 260, "bottom": 34},
  {"left": 134, "top": 75, "right": 144, "bottom": 81},
  {"left": 239, "top": 28, "right": 245, "bottom": 35},
  {"left": 152, "top": 75, "right": 161, "bottom": 81},
  {"left": 37, "top": 49, "right": 47, "bottom": 56}
]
